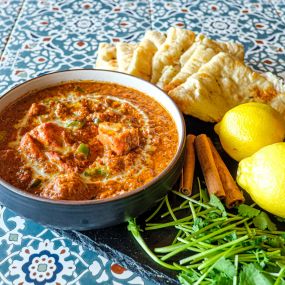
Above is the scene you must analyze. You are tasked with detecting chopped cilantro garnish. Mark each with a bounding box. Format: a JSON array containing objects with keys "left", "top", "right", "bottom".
[
  {"left": 29, "top": 178, "right": 41, "bottom": 188},
  {"left": 75, "top": 86, "right": 85, "bottom": 93},
  {"left": 65, "top": 120, "right": 85, "bottom": 129},
  {"left": 83, "top": 167, "right": 108, "bottom": 177},
  {"left": 76, "top": 143, "right": 89, "bottom": 157}
]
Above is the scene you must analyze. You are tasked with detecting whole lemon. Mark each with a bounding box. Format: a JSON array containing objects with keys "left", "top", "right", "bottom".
[
  {"left": 237, "top": 142, "right": 285, "bottom": 218},
  {"left": 215, "top": 102, "right": 285, "bottom": 161}
]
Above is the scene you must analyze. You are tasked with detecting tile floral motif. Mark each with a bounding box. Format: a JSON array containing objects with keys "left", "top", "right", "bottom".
[
  {"left": 0, "top": 206, "right": 152, "bottom": 284},
  {"left": 0, "top": 0, "right": 284, "bottom": 96}
]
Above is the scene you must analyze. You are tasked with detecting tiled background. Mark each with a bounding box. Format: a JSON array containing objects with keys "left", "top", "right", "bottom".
[{"left": 0, "top": 0, "right": 285, "bottom": 284}]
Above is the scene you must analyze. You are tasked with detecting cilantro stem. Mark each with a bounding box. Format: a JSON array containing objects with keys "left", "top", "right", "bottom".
[
  {"left": 165, "top": 195, "right": 177, "bottom": 221},
  {"left": 146, "top": 208, "right": 214, "bottom": 230},
  {"left": 274, "top": 266, "right": 285, "bottom": 285},
  {"left": 145, "top": 196, "right": 166, "bottom": 222},
  {"left": 145, "top": 217, "right": 194, "bottom": 230},
  {"left": 193, "top": 262, "right": 216, "bottom": 285},
  {"left": 160, "top": 201, "right": 189, "bottom": 218},
  {"left": 233, "top": 254, "right": 238, "bottom": 285},
  {"left": 183, "top": 218, "right": 249, "bottom": 243},
  {"left": 172, "top": 229, "right": 183, "bottom": 245},
  {"left": 127, "top": 219, "right": 179, "bottom": 271},
  {"left": 180, "top": 235, "right": 249, "bottom": 265},
  {"left": 172, "top": 190, "right": 211, "bottom": 209},
  {"left": 189, "top": 201, "right": 197, "bottom": 221}
]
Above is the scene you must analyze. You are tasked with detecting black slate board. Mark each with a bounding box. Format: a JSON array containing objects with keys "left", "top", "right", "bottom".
[{"left": 54, "top": 116, "right": 240, "bottom": 284}]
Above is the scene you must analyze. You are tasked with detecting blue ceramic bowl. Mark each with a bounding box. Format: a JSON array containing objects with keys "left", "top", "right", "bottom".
[{"left": 0, "top": 70, "right": 186, "bottom": 230}]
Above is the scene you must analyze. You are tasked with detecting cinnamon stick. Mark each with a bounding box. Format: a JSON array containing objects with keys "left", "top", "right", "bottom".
[
  {"left": 180, "top": 134, "right": 196, "bottom": 196},
  {"left": 208, "top": 138, "right": 245, "bottom": 208},
  {"left": 194, "top": 134, "right": 225, "bottom": 198}
]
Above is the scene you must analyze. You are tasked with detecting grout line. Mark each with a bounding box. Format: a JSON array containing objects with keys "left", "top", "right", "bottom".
[{"left": 0, "top": 0, "right": 27, "bottom": 68}]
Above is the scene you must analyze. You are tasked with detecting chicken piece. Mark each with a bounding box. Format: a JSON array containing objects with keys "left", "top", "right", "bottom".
[
  {"left": 30, "top": 122, "right": 70, "bottom": 148},
  {"left": 27, "top": 103, "right": 47, "bottom": 117},
  {"left": 97, "top": 122, "right": 139, "bottom": 155},
  {"left": 41, "top": 173, "right": 92, "bottom": 200},
  {"left": 19, "top": 133, "right": 45, "bottom": 161},
  {"left": 54, "top": 102, "right": 69, "bottom": 119}
]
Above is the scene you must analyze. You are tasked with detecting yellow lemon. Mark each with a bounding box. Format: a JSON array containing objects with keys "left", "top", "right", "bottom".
[
  {"left": 215, "top": 102, "right": 285, "bottom": 161},
  {"left": 237, "top": 142, "right": 285, "bottom": 218}
]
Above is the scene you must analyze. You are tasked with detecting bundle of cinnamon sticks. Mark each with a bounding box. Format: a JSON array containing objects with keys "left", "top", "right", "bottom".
[{"left": 181, "top": 134, "right": 244, "bottom": 208}]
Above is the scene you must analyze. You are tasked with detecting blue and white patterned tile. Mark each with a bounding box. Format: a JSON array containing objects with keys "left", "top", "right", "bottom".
[
  {"left": 0, "top": 206, "right": 154, "bottom": 284},
  {"left": 270, "top": 0, "right": 285, "bottom": 24},
  {"left": 0, "top": 0, "right": 24, "bottom": 57},
  {"left": 0, "top": 0, "right": 151, "bottom": 95}
]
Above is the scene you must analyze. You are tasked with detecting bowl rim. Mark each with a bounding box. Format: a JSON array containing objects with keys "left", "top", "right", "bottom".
[{"left": 0, "top": 69, "right": 186, "bottom": 205}]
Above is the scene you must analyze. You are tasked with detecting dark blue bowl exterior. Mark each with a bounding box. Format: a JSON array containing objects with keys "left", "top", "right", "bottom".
[{"left": 0, "top": 146, "right": 185, "bottom": 230}]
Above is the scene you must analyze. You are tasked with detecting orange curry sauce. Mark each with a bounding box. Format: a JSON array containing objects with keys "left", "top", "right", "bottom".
[{"left": 0, "top": 82, "right": 178, "bottom": 200}]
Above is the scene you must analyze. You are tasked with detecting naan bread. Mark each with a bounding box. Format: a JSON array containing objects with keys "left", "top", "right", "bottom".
[
  {"left": 169, "top": 52, "right": 281, "bottom": 122},
  {"left": 166, "top": 36, "right": 244, "bottom": 91},
  {"left": 156, "top": 65, "right": 180, "bottom": 89},
  {"left": 179, "top": 34, "right": 206, "bottom": 66},
  {"left": 96, "top": 43, "right": 118, "bottom": 70},
  {"left": 218, "top": 41, "right": 244, "bottom": 61},
  {"left": 127, "top": 39, "right": 157, "bottom": 80},
  {"left": 144, "top": 30, "right": 166, "bottom": 48},
  {"left": 179, "top": 34, "right": 244, "bottom": 66},
  {"left": 116, "top": 43, "right": 137, "bottom": 72},
  {"left": 151, "top": 27, "right": 195, "bottom": 84}
]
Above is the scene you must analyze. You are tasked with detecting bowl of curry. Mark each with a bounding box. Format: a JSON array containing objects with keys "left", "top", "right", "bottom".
[{"left": 0, "top": 69, "right": 185, "bottom": 229}]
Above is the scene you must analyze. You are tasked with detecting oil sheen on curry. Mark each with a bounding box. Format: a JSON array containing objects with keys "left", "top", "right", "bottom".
[{"left": 0, "top": 82, "right": 178, "bottom": 200}]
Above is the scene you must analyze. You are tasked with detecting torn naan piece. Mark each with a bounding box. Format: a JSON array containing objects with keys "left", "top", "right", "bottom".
[
  {"left": 151, "top": 27, "right": 196, "bottom": 84},
  {"left": 125, "top": 31, "right": 166, "bottom": 80},
  {"left": 166, "top": 36, "right": 245, "bottom": 91},
  {"left": 127, "top": 39, "right": 157, "bottom": 81},
  {"left": 144, "top": 30, "right": 166, "bottom": 48},
  {"left": 169, "top": 52, "right": 282, "bottom": 122},
  {"left": 95, "top": 43, "right": 118, "bottom": 71},
  {"left": 156, "top": 65, "right": 180, "bottom": 89},
  {"left": 116, "top": 43, "right": 137, "bottom": 72},
  {"left": 179, "top": 34, "right": 206, "bottom": 66},
  {"left": 179, "top": 34, "right": 244, "bottom": 66}
]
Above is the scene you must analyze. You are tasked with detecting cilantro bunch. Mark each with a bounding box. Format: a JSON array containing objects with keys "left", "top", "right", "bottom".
[{"left": 128, "top": 181, "right": 285, "bottom": 285}]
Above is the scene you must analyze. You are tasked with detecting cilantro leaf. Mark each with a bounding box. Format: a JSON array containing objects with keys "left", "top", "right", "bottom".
[
  {"left": 238, "top": 204, "right": 260, "bottom": 218},
  {"left": 253, "top": 212, "right": 277, "bottom": 231},
  {"left": 213, "top": 257, "right": 235, "bottom": 279},
  {"left": 209, "top": 194, "right": 227, "bottom": 217},
  {"left": 239, "top": 263, "right": 274, "bottom": 285},
  {"left": 209, "top": 274, "right": 233, "bottom": 285},
  {"left": 178, "top": 270, "right": 200, "bottom": 284}
]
